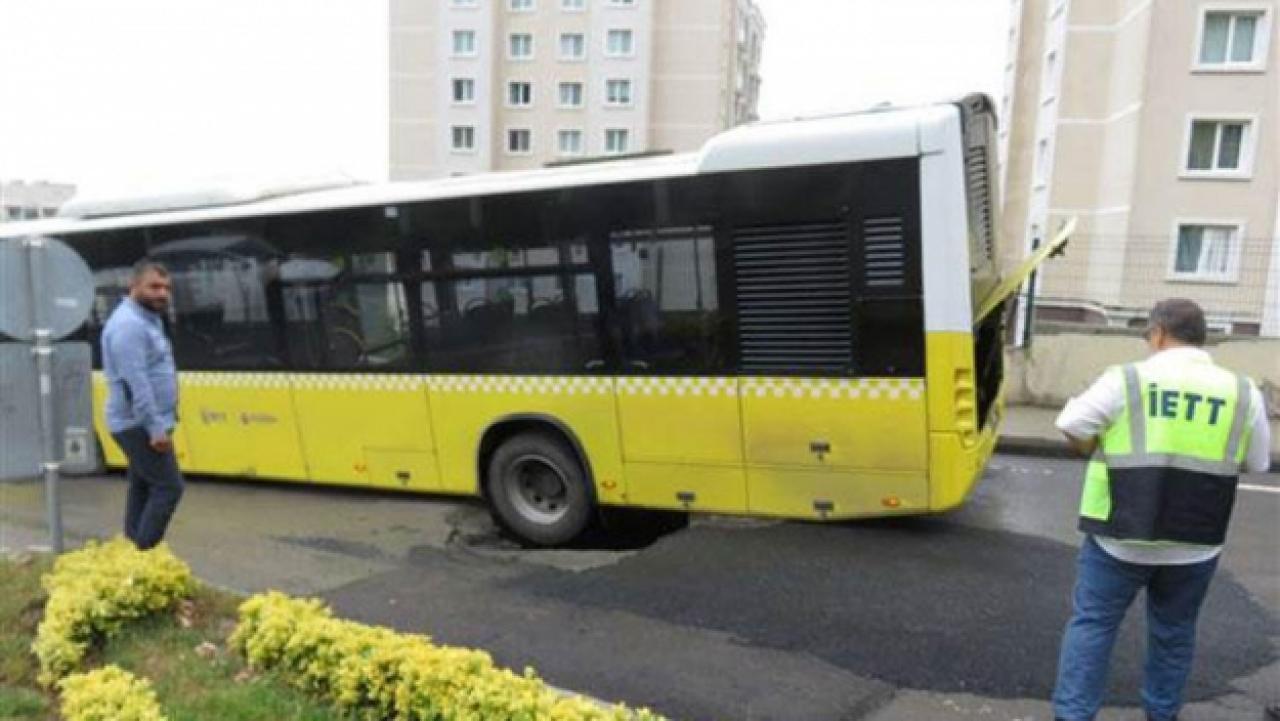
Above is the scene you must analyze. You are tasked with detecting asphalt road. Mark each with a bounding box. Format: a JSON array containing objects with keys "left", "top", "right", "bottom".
[{"left": 2, "top": 454, "right": 1277, "bottom": 721}]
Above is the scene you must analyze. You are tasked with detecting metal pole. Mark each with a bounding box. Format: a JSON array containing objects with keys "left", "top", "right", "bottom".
[
  {"left": 1020, "top": 234, "right": 1042, "bottom": 349},
  {"left": 25, "top": 237, "right": 63, "bottom": 554}
]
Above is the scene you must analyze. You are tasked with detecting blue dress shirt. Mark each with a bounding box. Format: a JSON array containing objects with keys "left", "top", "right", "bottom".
[{"left": 101, "top": 297, "right": 178, "bottom": 440}]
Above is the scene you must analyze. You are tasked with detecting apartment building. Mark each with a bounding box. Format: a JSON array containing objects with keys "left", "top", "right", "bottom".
[
  {"left": 389, "top": 0, "right": 764, "bottom": 180},
  {"left": 0, "top": 180, "right": 75, "bottom": 222},
  {"left": 1001, "top": 0, "right": 1279, "bottom": 336}
]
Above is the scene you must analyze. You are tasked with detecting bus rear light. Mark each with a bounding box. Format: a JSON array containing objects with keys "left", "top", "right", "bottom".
[{"left": 955, "top": 369, "right": 978, "bottom": 447}]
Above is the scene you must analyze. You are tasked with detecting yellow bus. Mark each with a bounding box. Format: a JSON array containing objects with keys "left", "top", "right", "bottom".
[{"left": 3, "top": 95, "right": 1067, "bottom": 545}]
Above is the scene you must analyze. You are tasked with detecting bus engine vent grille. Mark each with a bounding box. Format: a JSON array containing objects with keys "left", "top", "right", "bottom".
[
  {"left": 964, "top": 139, "right": 996, "bottom": 261},
  {"left": 862, "top": 216, "right": 906, "bottom": 288},
  {"left": 734, "top": 221, "right": 853, "bottom": 373}
]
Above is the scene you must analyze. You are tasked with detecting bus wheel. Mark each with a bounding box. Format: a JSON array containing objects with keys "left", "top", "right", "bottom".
[{"left": 486, "top": 432, "right": 593, "bottom": 547}]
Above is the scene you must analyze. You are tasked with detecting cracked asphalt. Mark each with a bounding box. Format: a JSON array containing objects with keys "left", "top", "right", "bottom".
[{"left": 2, "top": 454, "right": 1276, "bottom": 720}]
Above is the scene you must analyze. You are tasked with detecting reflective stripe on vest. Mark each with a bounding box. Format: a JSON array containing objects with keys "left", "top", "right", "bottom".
[{"left": 1078, "top": 359, "right": 1253, "bottom": 545}]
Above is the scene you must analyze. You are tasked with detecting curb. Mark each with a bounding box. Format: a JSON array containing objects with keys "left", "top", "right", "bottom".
[
  {"left": 996, "top": 435, "right": 1279, "bottom": 472},
  {"left": 995, "top": 435, "right": 1077, "bottom": 459}
]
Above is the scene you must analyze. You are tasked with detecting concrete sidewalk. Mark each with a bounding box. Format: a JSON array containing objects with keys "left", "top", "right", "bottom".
[{"left": 998, "top": 404, "right": 1280, "bottom": 470}]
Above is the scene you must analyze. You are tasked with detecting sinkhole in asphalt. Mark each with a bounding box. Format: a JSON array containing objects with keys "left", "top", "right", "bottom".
[{"left": 514, "top": 518, "right": 1278, "bottom": 702}]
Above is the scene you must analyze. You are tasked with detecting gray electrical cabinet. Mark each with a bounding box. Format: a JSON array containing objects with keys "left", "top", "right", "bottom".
[{"left": 0, "top": 342, "right": 99, "bottom": 481}]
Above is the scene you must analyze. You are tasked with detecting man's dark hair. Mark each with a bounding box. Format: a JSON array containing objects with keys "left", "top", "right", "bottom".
[
  {"left": 130, "top": 259, "right": 169, "bottom": 282},
  {"left": 1147, "top": 298, "right": 1207, "bottom": 346}
]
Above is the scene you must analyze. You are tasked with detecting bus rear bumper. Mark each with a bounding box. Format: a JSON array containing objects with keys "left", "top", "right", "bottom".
[{"left": 927, "top": 393, "right": 1003, "bottom": 512}]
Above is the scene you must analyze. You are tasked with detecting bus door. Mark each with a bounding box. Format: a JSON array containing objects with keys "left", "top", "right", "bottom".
[
  {"left": 609, "top": 226, "right": 748, "bottom": 514},
  {"left": 154, "top": 235, "right": 309, "bottom": 480},
  {"left": 280, "top": 254, "right": 440, "bottom": 490}
]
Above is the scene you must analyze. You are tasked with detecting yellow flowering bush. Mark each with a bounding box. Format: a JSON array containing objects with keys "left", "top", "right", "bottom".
[
  {"left": 231, "top": 591, "right": 664, "bottom": 721},
  {"left": 32, "top": 537, "right": 194, "bottom": 686},
  {"left": 59, "top": 665, "right": 168, "bottom": 721}
]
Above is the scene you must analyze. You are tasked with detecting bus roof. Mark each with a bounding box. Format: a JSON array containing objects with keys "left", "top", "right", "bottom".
[{"left": 0, "top": 98, "right": 966, "bottom": 240}]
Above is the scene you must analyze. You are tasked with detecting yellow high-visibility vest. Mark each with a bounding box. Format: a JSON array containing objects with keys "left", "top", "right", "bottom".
[{"left": 1080, "top": 356, "right": 1256, "bottom": 545}]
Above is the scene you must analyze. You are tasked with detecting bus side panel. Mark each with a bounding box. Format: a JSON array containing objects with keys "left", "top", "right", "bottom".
[
  {"left": 614, "top": 377, "right": 747, "bottom": 513},
  {"left": 427, "top": 376, "right": 626, "bottom": 505},
  {"left": 742, "top": 377, "right": 929, "bottom": 518},
  {"left": 92, "top": 371, "right": 194, "bottom": 469},
  {"left": 924, "top": 331, "right": 998, "bottom": 510},
  {"left": 290, "top": 374, "right": 440, "bottom": 489},
  {"left": 176, "top": 372, "right": 308, "bottom": 480}
]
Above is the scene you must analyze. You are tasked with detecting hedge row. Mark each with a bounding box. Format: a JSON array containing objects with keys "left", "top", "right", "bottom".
[
  {"left": 230, "top": 591, "right": 664, "bottom": 721},
  {"left": 59, "top": 665, "right": 167, "bottom": 721},
  {"left": 32, "top": 538, "right": 193, "bottom": 686}
]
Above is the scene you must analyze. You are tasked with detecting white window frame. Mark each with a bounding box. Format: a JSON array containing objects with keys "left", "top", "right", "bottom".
[
  {"left": 1167, "top": 219, "right": 1245, "bottom": 283},
  {"left": 559, "top": 32, "right": 586, "bottom": 61},
  {"left": 561, "top": 0, "right": 586, "bottom": 10},
  {"left": 451, "top": 77, "right": 476, "bottom": 106},
  {"left": 557, "top": 81, "right": 585, "bottom": 108},
  {"left": 1191, "top": 4, "right": 1272, "bottom": 72},
  {"left": 604, "top": 78, "right": 633, "bottom": 107},
  {"left": 509, "top": 0, "right": 536, "bottom": 11},
  {"left": 506, "top": 80, "right": 534, "bottom": 108},
  {"left": 603, "top": 127, "right": 631, "bottom": 155},
  {"left": 605, "top": 29, "right": 635, "bottom": 57},
  {"left": 506, "top": 127, "right": 534, "bottom": 156},
  {"left": 557, "top": 128, "right": 585, "bottom": 156},
  {"left": 508, "top": 32, "right": 535, "bottom": 60},
  {"left": 451, "top": 30, "right": 478, "bottom": 58},
  {"left": 450, "top": 125, "right": 478, "bottom": 154},
  {"left": 1179, "top": 113, "right": 1257, "bottom": 179}
]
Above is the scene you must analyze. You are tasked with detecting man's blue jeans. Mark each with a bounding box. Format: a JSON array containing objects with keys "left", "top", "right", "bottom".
[
  {"left": 1052, "top": 535, "right": 1218, "bottom": 721},
  {"left": 112, "top": 426, "right": 185, "bottom": 550}
]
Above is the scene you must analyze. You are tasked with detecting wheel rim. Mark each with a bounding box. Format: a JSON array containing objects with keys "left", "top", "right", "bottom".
[{"left": 503, "top": 454, "right": 571, "bottom": 525}]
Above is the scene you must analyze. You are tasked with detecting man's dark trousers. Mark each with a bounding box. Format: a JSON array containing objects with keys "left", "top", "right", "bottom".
[{"left": 111, "top": 426, "right": 184, "bottom": 550}]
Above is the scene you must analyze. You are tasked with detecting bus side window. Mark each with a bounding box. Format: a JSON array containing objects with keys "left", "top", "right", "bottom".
[
  {"left": 610, "top": 227, "right": 720, "bottom": 373},
  {"left": 148, "top": 229, "right": 286, "bottom": 370},
  {"left": 280, "top": 252, "right": 412, "bottom": 370}
]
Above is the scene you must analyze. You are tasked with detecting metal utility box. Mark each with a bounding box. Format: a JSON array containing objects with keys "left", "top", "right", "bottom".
[{"left": 0, "top": 342, "right": 98, "bottom": 481}]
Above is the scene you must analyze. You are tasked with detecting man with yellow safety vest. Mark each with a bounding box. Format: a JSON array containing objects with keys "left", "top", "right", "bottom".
[{"left": 1051, "top": 298, "right": 1271, "bottom": 721}]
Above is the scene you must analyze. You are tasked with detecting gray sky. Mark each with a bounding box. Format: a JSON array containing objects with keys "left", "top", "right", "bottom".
[{"left": 0, "top": 0, "right": 1008, "bottom": 196}]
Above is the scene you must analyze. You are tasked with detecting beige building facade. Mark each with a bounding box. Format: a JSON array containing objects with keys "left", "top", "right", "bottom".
[
  {"left": 389, "top": 0, "right": 764, "bottom": 180},
  {"left": 1001, "top": 0, "right": 1280, "bottom": 336}
]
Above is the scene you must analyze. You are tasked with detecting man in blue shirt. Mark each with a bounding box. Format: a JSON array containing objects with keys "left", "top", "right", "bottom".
[{"left": 101, "top": 260, "right": 184, "bottom": 550}]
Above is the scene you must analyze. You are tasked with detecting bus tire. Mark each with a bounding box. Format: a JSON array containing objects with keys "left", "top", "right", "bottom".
[{"left": 485, "top": 432, "right": 593, "bottom": 547}]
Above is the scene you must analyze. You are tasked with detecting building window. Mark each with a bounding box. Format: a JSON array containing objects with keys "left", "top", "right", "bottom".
[
  {"left": 561, "top": 0, "right": 586, "bottom": 9},
  {"left": 558, "top": 129, "right": 584, "bottom": 156},
  {"left": 1042, "top": 50, "right": 1058, "bottom": 99},
  {"left": 452, "top": 30, "right": 477, "bottom": 57},
  {"left": 509, "top": 33, "right": 534, "bottom": 59},
  {"left": 1171, "top": 223, "right": 1241, "bottom": 282},
  {"left": 559, "top": 33, "right": 586, "bottom": 60},
  {"left": 451, "top": 126, "right": 477, "bottom": 152},
  {"left": 558, "top": 81, "right": 584, "bottom": 107},
  {"left": 452, "top": 78, "right": 476, "bottom": 104},
  {"left": 1196, "top": 9, "right": 1270, "bottom": 69},
  {"left": 604, "top": 128, "right": 630, "bottom": 154},
  {"left": 1035, "top": 138, "right": 1050, "bottom": 184},
  {"left": 605, "top": 29, "right": 634, "bottom": 56},
  {"left": 1184, "top": 118, "right": 1253, "bottom": 176},
  {"left": 605, "top": 78, "right": 632, "bottom": 106},
  {"left": 510, "top": 0, "right": 535, "bottom": 10},
  {"left": 451, "top": 0, "right": 478, "bottom": 7},
  {"left": 607, "top": 0, "right": 636, "bottom": 5},
  {"left": 507, "top": 81, "right": 533, "bottom": 107},
  {"left": 507, "top": 128, "right": 533, "bottom": 154}
]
